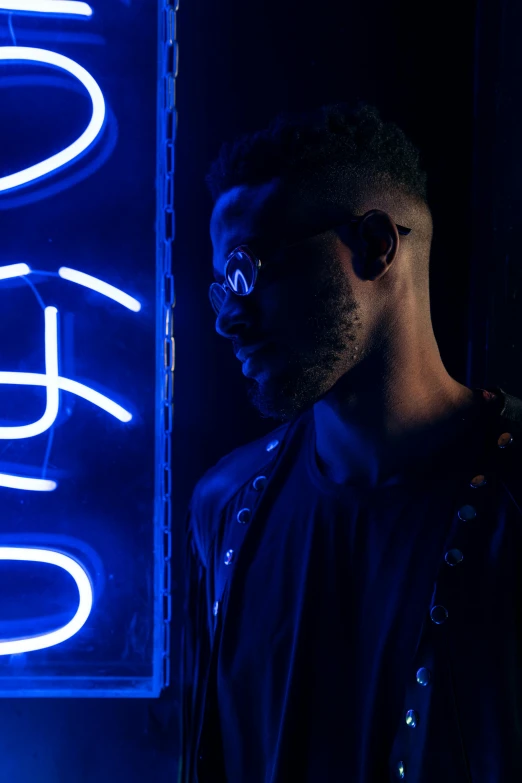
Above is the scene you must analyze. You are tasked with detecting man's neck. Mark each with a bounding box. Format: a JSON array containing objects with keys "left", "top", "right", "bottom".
[{"left": 313, "top": 383, "right": 483, "bottom": 488}]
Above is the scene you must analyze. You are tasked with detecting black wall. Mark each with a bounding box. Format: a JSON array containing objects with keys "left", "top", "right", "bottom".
[
  {"left": 171, "top": 0, "right": 480, "bottom": 776},
  {"left": 173, "top": 0, "right": 479, "bottom": 517}
]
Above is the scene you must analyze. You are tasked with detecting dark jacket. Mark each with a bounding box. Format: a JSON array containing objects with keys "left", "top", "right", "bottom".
[{"left": 180, "top": 385, "right": 522, "bottom": 783}]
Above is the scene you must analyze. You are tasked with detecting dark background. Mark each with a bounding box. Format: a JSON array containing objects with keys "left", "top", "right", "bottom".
[
  {"left": 2, "top": 0, "right": 521, "bottom": 779},
  {"left": 172, "top": 0, "right": 487, "bottom": 530}
]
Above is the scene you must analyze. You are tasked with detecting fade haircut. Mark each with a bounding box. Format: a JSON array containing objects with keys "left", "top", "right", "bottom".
[{"left": 205, "top": 101, "right": 430, "bottom": 218}]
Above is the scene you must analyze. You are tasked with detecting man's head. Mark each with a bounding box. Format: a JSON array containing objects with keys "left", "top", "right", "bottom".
[{"left": 206, "top": 101, "right": 434, "bottom": 423}]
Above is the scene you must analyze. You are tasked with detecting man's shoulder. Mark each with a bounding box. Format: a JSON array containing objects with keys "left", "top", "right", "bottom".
[
  {"left": 498, "top": 387, "right": 522, "bottom": 427},
  {"left": 487, "top": 386, "right": 522, "bottom": 506},
  {"left": 189, "top": 419, "right": 295, "bottom": 563}
]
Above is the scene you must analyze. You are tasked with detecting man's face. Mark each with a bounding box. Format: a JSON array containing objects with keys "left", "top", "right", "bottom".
[{"left": 210, "top": 177, "right": 365, "bottom": 423}]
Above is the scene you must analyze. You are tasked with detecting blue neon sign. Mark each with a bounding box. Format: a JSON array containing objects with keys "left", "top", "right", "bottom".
[
  {"left": 0, "top": 2, "right": 93, "bottom": 16},
  {"left": 0, "top": 547, "right": 92, "bottom": 655},
  {"left": 0, "top": 1, "right": 166, "bottom": 695},
  {"left": 0, "top": 47, "right": 105, "bottom": 192}
]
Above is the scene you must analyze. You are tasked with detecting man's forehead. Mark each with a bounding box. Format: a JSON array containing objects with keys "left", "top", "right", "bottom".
[
  {"left": 210, "top": 178, "right": 290, "bottom": 241},
  {"left": 210, "top": 177, "right": 318, "bottom": 254}
]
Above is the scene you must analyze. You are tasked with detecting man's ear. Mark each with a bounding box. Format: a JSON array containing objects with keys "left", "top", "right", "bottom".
[
  {"left": 353, "top": 210, "right": 399, "bottom": 282},
  {"left": 358, "top": 210, "right": 398, "bottom": 258}
]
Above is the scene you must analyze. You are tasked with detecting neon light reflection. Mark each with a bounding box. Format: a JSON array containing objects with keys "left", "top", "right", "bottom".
[
  {"left": 0, "top": 547, "right": 93, "bottom": 655},
  {"left": 0, "top": 1, "right": 92, "bottom": 15},
  {"left": 0, "top": 48, "right": 105, "bottom": 193}
]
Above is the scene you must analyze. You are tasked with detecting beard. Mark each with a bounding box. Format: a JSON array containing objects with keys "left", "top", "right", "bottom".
[{"left": 243, "top": 257, "right": 363, "bottom": 423}]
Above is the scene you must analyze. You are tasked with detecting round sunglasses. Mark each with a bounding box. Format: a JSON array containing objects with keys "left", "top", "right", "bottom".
[{"left": 209, "top": 215, "right": 412, "bottom": 316}]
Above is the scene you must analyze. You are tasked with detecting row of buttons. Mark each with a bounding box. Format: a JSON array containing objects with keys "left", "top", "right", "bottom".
[
  {"left": 198, "top": 438, "right": 282, "bottom": 774},
  {"left": 212, "top": 438, "right": 279, "bottom": 620},
  {"left": 394, "top": 432, "right": 513, "bottom": 779}
]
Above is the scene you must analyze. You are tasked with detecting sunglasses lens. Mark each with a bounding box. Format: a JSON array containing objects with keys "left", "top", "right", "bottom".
[
  {"left": 226, "top": 248, "right": 256, "bottom": 294},
  {"left": 209, "top": 284, "right": 226, "bottom": 315},
  {"left": 209, "top": 247, "right": 256, "bottom": 315}
]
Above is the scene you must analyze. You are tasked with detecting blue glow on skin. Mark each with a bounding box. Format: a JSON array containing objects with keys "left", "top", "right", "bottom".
[
  {"left": 59, "top": 267, "right": 142, "bottom": 311},
  {"left": 0, "top": 547, "right": 93, "bottom": 655},
  {"left": 0, "top": 474, "right": 56, "bottom": 491},
  {"left": 0, "top": 263, "right": 30, "bottom": 279},
  {"left": 0, "top": 2, "right": 92, "bottom": 17},
  {"left": 0, "top": 305, "right": 132, "bottom": 440},
  {"left": 0, "top": 47, "right": 105, "bottom": 193}
]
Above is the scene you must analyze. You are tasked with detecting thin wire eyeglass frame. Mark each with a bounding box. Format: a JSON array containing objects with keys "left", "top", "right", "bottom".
[{"left": 209, "top": 216, "right": 412, "bottom": 316}]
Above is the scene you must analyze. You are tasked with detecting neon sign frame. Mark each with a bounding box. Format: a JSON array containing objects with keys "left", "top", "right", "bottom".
[{"left": 0, "top": 0, "right": 170, "bottom": 695}]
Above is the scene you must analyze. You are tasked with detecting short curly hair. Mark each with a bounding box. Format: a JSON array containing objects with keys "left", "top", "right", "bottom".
[{"left": 205, "top": 101, "right": 429, "bottom": 216}]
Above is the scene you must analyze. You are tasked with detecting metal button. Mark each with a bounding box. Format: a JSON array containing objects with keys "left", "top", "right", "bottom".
[
  {"left": 213, "top": 601, "right": 219, "bottom": 617},
  {"left": 498, "top": 432, "right": 513, "bottom": 448},
  {"left": 266, "top": 439, "right": 280, "bottom": 452},
  {"left": 253, "top": 475, "right": 267, "bottom": 491},
  {"left": 237, "top": 508, "right": 251, "bottom": 524},
  {"left": 445, "top": 548, "right": 464, "bottom": 566},
  {"left": 458, "top": 504, "right": 477, "bottom": 521},
  {"left": 416, "top": 667, "right": 431, "bottom": 686},
  {"left": 395, "top": 760, "right": 406, "bottom": 779},
  {"left": 405, "top": 709, "right": 419, "bottom": 728},
  {"left": 470, "top": 474, "right": 487, "bottom": 488},
  {"left": 430, "top": 605, "right": 448, "bottom": 624},
  {"left": 224, "top": 549, "right": 234, "bottom": 565}
]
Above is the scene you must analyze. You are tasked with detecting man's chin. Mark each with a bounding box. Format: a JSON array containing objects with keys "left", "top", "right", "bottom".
[{"left": 245, "top": 376, "right": 315, "bottom": 423}]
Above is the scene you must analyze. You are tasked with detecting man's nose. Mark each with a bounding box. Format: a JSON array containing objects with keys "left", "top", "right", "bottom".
[{"left": 214, "top": 291, "right": 252, "bottom": 339}]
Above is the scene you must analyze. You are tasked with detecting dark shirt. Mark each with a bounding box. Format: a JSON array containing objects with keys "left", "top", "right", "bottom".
[{"left": 180, "top": 386, "right": 522, "bottom": 782}]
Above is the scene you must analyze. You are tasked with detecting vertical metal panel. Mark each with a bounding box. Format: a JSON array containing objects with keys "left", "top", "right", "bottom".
[{"left": 469, "top": 0, "right": 522, "bottom": 394}]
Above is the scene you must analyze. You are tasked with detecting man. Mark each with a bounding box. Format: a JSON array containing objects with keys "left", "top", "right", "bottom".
[{"left": 180, "top": 102, "right": 522, "bottom": 782}]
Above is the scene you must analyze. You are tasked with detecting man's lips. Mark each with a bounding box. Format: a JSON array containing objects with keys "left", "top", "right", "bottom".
[{"left": 235, "top": 342, "right": 269, "bottom": 362}]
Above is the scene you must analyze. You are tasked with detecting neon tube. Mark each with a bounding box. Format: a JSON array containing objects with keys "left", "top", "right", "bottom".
[
  {"left": 0, "top": 372, "right": 132, "bottom": 425},
  {"left": 0, "top": 263, "right": 31, "bottom": 280},
  {"left": 0, "top": 48, "right": 105, "bottom": 192},
  {"left": 0, "top": 306, "right": 131, "bottom": 439},
  {"left": 0, "top": 474, "right": 56, "bottom": 491},
  {"left": 53, "top": 377, "right": 132, "bottom": 421},
  {"left": 0, "top": 306, "right": 60, "bottom": 440},
  {"left": 0, "top": 2, "right": 92, "bottom": 15},
  {"left": 59, "top": 267, "right": 142, "bottom": 312},
  {"left": 0, "top": 547, "right": 93, "bottom": 655}
]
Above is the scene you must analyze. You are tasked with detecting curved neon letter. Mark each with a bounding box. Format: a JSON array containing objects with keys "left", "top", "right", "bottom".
[
  {"left": 0, "top": 305, "right": 131, "bottom": 439},
  {"left": 0, "top": 547, "right": 93, "bottom": 655},
  {"left": 59, "top": 267, "right": 142, "bottom": 312},
  {"left": 0, "top": 372, "right": 132, "bottom": 426},
  {"left": 0, "top": 474, "right": 56, "bottom": 491},
  {"left": 0, "top": 263, "right": 31, "bottom": 280},
  {"left": 0, "top": 306, "right": 60, "bottom": 440},
  {"left": 0, "top": 2, "right": 92, "bottom": 15},
  {"left": 0, "top": 47, "right": 105, "bottom": 193}
]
